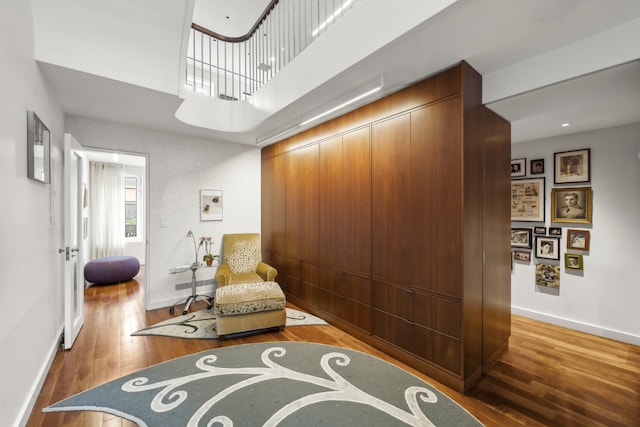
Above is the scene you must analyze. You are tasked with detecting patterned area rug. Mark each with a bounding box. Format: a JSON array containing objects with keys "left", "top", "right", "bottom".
[
  {"left": 44, "top": 342, "right": 483, "bottom": 426},
  {"left": 131, "top": 308, "right": 328, "bottom": 340}
]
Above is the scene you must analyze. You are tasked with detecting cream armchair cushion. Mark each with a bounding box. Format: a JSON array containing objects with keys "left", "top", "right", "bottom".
[{"left": 215, "top": 233, "right": 278, "bottom": 286}]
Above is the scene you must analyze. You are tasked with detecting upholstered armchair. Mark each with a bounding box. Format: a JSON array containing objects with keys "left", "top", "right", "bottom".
[{"left": 214, "top": 233, "right": 278, "bottom": 286}]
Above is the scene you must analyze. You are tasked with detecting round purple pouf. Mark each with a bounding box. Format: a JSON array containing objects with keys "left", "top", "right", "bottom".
[{"left": 84, "top": 256, "right": 140, "bottom": 285}]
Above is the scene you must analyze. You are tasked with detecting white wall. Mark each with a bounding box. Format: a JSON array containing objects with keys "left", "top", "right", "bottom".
[
  {"left": 65, "top": 117, "right": 262, "bottom": 310},
  {"left": 1, "top": 1, "right": 66, "bottom": 426},
  {"left": 511, "top": 122, "right": 640, "bottom": 345}
]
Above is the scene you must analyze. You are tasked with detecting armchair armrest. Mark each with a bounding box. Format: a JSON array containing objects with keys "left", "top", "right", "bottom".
[
  {"left": 215, "top": 263, "right": 231, "bottom": 286},
  {"left": 256, "top": 261, "right": 278, "bottom": 282}
]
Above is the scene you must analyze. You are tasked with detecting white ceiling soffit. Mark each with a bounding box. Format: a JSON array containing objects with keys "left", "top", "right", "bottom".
[{"left": 33, "top": 0, "right": 640, "bottom": 146}]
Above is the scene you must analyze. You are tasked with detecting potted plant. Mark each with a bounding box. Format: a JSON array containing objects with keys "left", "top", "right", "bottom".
[{"left": 200, "top": 236, "right": 218, "bottom": 266}]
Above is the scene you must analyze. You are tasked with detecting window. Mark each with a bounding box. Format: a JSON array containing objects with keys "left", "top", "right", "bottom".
[{"left": 125, "top": 176, "right": 140, "bottom": 239}]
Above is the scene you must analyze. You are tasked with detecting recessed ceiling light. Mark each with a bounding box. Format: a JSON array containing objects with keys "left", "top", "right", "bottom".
[{"left": 561, "top": 122, "right": 571, "bottom": 127}]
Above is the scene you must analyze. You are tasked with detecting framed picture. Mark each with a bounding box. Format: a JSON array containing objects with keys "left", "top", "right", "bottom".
[
  {"left": 534, "top": 227, "right": 546, "bottom": 235},
  {"left": 514, "top": 250, "right": 531, "bottom": 262},
  {"left": 511, "top": 228, "right": 532, "bottom": 248},
  {"left": 530, "top": 158, "right": 545, "bottom": 175},
  {"left": 511, "top": 158, "right": 526, "bottom": 177},
  {"left": 535, "top": 263, "right": 560, "bottom": 288},
  {"left": 551, "top": 187, "right": 592, "bottom": 224},
  {"left": 567, "top": 229, "right": 590, "bottom": 250},
  {"left": 511, "top": 178, "right": 545, "bottom": 222},
  {"left": 200, "top": 189, "right": 223, "bottom": 221},
  {"left": 549, "top": 227, "right": 562, "bottom": 236},
  {"left": 565, "top": 253, "right": 584, "bottom": 270},
  {"left": 535, "top": 237, "right": 560, "bottom": 260},
  {"left": 554, "top": 148, "right": 590, "bottom": 184},
  {"left": 27, "top": 111, "right": 51, "bottom": 184}
]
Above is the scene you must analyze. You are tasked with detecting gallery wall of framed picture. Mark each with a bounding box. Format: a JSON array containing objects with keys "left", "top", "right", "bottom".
[{"left": 510, "top": 147, "right": 593, "bottom": 284}]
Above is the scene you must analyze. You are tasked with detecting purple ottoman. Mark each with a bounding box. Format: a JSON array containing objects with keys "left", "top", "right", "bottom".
[{"left": 84, "top": 256, "right": 140, "bottom": 285}]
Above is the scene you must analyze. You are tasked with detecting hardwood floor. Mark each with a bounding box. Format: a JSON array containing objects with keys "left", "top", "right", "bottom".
[{"left": 27, "top": 272, "right": 640, "bottom": 426}]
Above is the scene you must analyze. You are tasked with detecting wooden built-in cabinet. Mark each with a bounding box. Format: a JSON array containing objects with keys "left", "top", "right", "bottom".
[{"left": 261, "top": 61, "right": 511, "bottom": 392}]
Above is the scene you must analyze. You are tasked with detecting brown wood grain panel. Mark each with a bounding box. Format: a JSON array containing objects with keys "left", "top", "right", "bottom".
[
  {"left": 261, "top": 154, "right": 286, "bottom": 255},
  {"left": 285, "top": 144, "right": 319, "bottom": 261},
  {"left": 460, "top": 62, "right": 486, "bottom": 379},
  {"left": 318, "top": 268, "right": 371, "bottom": 304},
  {"left": 318, "top": 136, "right": 343, "bottom": 268},
  {"left": 372, "top": 114, "right": 411, "bottom": 284},
  {"left": 482, "top": 106, "right": 512, "bottom": 371},
  {"left": 410, "top": 98, "right": 462, "bottom": 298},
  {"left": 342, "top": 126, "right": 371, "bottom": 275}
]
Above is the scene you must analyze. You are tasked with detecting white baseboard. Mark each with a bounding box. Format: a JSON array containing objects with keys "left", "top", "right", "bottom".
[
  {"left": 512, "top": 306, "right": 640, "bottom": 346},
  {"left": 14, "top": 324, "right": 64, "bottom": 427}
]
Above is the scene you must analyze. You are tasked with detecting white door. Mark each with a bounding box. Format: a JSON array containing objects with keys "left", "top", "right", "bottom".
[{"left": 63, "top": 133, "right": 85, "bottom": 349}]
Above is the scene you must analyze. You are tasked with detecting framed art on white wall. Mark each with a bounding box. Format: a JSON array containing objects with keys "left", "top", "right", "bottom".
[{"left": 200, "top": 189, "right": 223, "bottom": 221}]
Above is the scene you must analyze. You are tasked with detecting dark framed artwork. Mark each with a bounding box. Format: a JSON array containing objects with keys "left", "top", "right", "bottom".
[
  {"left": 534, "top": 227, "right": 547, "bottom": 235},
  {"left": 567, "top": 229, "right": 590, "bottom": 251},
  {"left": 511, "top": 227, "right": 532, "bottom": 248},
  {"left": 530, "top": 158, "right": 545, "bottom": 175},
  {"left": 200, "top": 189, "right": 223, "bottom": 221},
  {"left": 514, "top": 250, "right": 531, "bottom": 262},
  {"left": 536, "top": 263, "right": 560, "bottom": 288},
  {"left": 511, "top": 178, "right": 545, "bottom": 222},
  {"left": 554, "top": 148, "right": 590, "bottom": 184},
  {"left": 511, "top": 158, "right": 526, "bottom": 177},
  {"left": 565, "top": 253, "right": 584, "bottom": 270},
  {"left": 551, "top": 187, "right": 592, "bottom": 224},
  {"left": 27, "top": 111, "right": 51, "bottom": 184},
  {"left": 549, "top": 227, "right": 562, "bottom": 236},
  {"left": 535, "top": 237, "right": 560, "bottom": 260}
]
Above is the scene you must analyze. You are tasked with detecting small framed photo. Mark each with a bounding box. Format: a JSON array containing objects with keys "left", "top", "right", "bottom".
[
  {"left": 514, "top": 250, "right": 531, "bottom": 263},
  {"left": 549, "top": 227, "right": 562, "bottom": 236},
  {"left": 554, "top": 148, "right": 590, "bottom": 184},
  {"left": 565, "top": 253, "right": 584, "bottom": 270},
  {"left": 534, "top": 227, "right": 547, "bottom": 235},
  {"left": 200, "top": 189, "right": 223, "bottom": 221},
  {"left": 511, "top": 228, "right": 532, "bottom": 248},
  {"left": 567, "top": 229, "right": 590, "bottom": 251},
  {"left": 535, "top": 237, "right": 560, "bottom": 260},
  {"left": 551, "top": 187, "right": 592, "bottom": 224},
  {"left": 530, "top": 159, "right": 545, "bottom": 175},
  {"left": 27, "top": 111, "right": 51, "bottom": 184},
  {"left": 511, "top": 158, "right": 526, "bottom": 177},
  {"left": 511, "top": 178, "right": 545, "bottom": 222},
  {"left": 536, "top": 263, "right": 560, "bottom": 288}
]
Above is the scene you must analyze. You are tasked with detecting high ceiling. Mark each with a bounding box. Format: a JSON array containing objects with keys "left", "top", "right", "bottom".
[{"left": 34, "top": 0, "right": 640, "bottom": 146}]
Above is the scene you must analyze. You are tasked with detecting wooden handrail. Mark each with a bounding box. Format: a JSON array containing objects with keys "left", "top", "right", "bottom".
[{"left": 191, "top": 0, "right": 279, "bottom": 43}]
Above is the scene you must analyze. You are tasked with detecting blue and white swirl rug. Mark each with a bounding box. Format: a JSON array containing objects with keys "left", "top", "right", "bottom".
[{"left": 44, "top": 342, "right": 483, "bottom": 426}]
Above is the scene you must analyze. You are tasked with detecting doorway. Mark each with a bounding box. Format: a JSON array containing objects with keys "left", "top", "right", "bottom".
[{"left": 81, "top": 149, "right": 149, "bottom": 306}]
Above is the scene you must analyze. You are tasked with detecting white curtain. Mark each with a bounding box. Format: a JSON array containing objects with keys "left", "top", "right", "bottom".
[{"left": 90, "top": 162, "right": 125, "bottom": 259}]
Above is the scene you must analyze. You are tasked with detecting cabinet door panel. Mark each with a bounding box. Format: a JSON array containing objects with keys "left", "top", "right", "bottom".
[
  {"left": 372, "top": 281, "right": 412, "bottom": 316},
  {"left": 373, "top": 309, "right": 413, "bottom": 350},
  {"left": 413, "top": 324, "right": 461, "bottom": 375},
  {"left": 410, "top": 99, "right": 462, "bottom": 298},
  {"left": 261, "top": 154, "right": 286, "bottom": 255},
  {"left": 411, "top": 292, "right": 461, "bottom": 338},
  {"left": 372, "top": 115, "right": 411, "bottom": 284},
  {"left": 286, "top": 145, "right": 319, "bottom": 261},
  {"left": 318, "top": 136, "right": 343, "bottom": 267},
  {"left": 342, "top": 127, "right": 371, "bottom": 275}
]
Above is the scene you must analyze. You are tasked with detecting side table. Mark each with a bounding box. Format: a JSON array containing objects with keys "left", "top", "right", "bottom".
[{"left": 169, "top": 263, "right": 213, "bottom": 315}]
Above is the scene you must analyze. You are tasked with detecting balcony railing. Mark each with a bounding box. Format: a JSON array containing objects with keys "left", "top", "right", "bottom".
[{"left": 185, "top": 0, "right": 359, "bottom": 101}]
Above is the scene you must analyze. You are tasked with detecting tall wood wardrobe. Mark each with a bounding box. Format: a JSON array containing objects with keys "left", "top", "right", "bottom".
[{"left": 261, "top": 61, "right": 511, "bottom": 392}]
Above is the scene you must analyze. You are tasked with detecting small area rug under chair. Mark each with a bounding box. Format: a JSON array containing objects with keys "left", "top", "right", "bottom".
[
  {"left": 44, "top": 341, "right": 483, "bottom": 426},
  {"left": 131, "top": 307, "right": 328, "bottom": 340}
]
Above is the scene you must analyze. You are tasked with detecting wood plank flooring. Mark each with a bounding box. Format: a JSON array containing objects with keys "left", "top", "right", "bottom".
[{"left": 26, "top": 271, "right": 640, "bottom": 426}]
